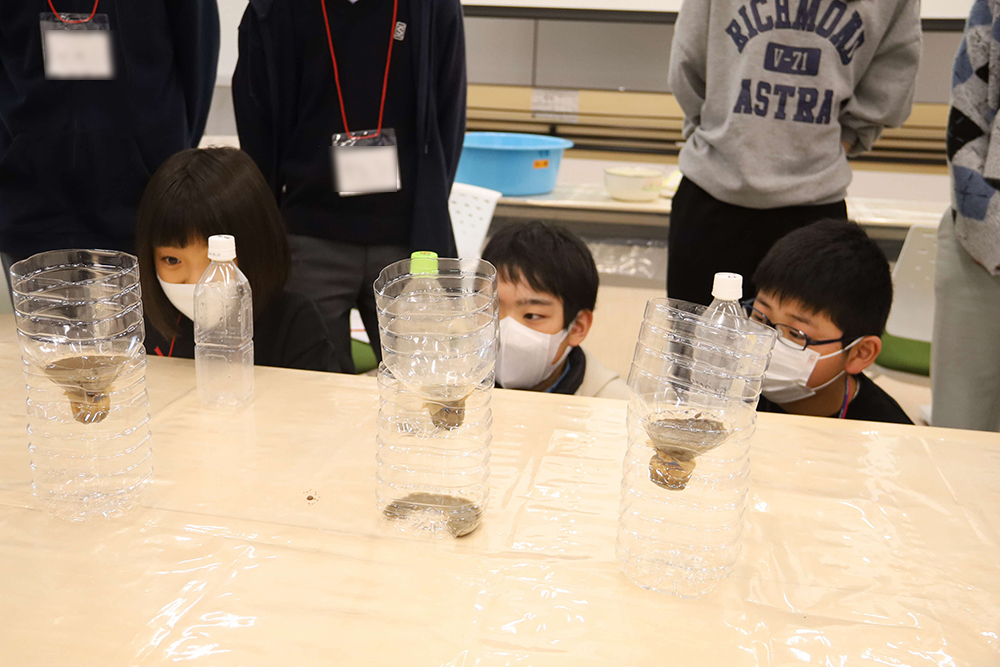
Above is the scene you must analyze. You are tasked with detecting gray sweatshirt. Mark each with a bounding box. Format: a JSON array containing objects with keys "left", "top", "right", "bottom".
[{"left": 669, "top": 0, "right": 921, "bottom": 209}]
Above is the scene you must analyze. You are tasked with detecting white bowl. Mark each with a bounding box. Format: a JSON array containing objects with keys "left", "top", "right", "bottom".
[{"left": 604, "top": 167, "right": 665, "bottom": 202}]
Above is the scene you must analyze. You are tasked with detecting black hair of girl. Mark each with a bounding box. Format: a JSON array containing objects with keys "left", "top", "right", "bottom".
[{"left": 136, "top": 147, "right": 291, "bottom": 340}]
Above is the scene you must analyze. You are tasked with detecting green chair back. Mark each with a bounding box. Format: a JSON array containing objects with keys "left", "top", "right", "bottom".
[
  {"left": 877, "top": 332, "right": 931, "bottom": 377},
  {"left": 351, "top": 339, "right": 379, "bottom": 374}
]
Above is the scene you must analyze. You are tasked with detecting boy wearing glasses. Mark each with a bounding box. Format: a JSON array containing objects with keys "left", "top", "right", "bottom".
[{"left": 749, "top": 219, "right": 912, "bottom": 424}]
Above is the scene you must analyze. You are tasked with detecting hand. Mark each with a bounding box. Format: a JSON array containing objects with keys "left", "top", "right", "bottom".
[{"left": 842, "top": 140, "right": 851, "bottom": 153}]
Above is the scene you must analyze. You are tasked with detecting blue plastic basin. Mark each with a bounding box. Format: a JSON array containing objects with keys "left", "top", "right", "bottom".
[{"left": 455, "top": 132, "right": 574, "bottom": 196}]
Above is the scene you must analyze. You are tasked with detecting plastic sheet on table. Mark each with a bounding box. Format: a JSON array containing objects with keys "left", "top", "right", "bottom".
[{"left": 0, "top": 335, "right": 997, "bottom": 665}]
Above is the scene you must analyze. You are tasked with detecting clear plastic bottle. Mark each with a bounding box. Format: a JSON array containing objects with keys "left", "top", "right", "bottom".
[
  {"left": 382, "top": 252, "right": 497, "bottom": 405},
  {"left": 11, "top": 250, "right": 153, "bottom": 521},
  {"left": 701, "top": 272, "right": 750, "bottom": 397},
  {"left": 376, "top": 364, "right": 492, "bottom": 538},
  {"left": 195, "top": 235, "right": 254, "bottom": 410},
  {"left": 616, "top": 298, "right": 776, "bottom": 597},
  {"left": 704, "top": 272, "right": 746, "bottom": 330},
  {"left": 374, "top": 255, "right": 498, "bottom": 537}
]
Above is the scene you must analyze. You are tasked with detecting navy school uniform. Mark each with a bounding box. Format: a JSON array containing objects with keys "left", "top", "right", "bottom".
[
  {"left": 757, "top": 373, "right": 914, "bottom": 425},
  {"left": 145, "top": 289, "right": 342, "bottom": 374},
  {"left": 232, "top": 0, "right": 466, "bottom": 256},
  {"left": 0, "top": 0, "right": 220, "bottom": 260}
]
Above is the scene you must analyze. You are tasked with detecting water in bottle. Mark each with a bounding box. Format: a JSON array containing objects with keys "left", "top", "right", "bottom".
[{"left": 195, "top": 235, "right": 254, "bottom": 409}]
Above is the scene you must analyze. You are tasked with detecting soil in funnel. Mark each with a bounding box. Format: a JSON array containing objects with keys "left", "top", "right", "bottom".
[
  {"left": 426, "top": 397, "right": 468, "bottom": 430},
  {"left": 43, "top": 355, "right": 130, "bottom": 424},
  {"left": 645, "top": 415, "right": 730, "bottom": 491}
]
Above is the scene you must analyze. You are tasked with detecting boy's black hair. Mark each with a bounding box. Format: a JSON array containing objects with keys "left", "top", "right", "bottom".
[
  {"left": 753, "top": 219, "right": 893, "bottom": 339},
  {"left": 136, "top": 147, "right": 291, "bottom": 339},
  {"left": 482, "top": 221, "right": 599, "bottom": 327}
]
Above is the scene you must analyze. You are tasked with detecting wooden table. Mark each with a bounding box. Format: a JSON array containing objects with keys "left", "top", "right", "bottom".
[{"left": 0, "top": 318, "right": 997, "bottom": 665}]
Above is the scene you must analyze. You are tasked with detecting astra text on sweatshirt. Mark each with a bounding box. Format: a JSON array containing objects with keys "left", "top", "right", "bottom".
[{"left": 669, "top": 0, "right": 920, "bottom": 209}]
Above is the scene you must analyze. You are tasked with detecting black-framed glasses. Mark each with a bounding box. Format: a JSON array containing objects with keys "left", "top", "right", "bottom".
[{"left": 740, "top": 299, "right": 852, "bottom": 351}]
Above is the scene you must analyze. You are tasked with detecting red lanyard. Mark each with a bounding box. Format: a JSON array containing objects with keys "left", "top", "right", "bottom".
[
  {"left": 320, "top": 0, "right": 398, "bottom": 141},
  {"left": 47, "top": 0, "right": 100, "bottom": 24},
  {"left": 838, "top": 374, "right": 851, "bottom": 419}
]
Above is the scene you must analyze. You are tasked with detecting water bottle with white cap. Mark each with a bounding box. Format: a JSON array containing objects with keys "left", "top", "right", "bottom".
[
  {"left": 705, "top": 272, "right": 746, "bottom": 330},
  {"left": 701, "top": 272, "right": 750, "bottom": 396},
  {"left": 194, "top": 234, "right": 254, "bottom": 409}
]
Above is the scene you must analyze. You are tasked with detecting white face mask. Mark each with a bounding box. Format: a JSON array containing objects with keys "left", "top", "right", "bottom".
[
  {"left": 762, "top": 338, "right": 860, "bottom": 404},
  {"left": 157, "top": 276, "right": 196, "bottom": 321},
  {"left": 497, "top": 317, "right": 573, "bottom": 390}
]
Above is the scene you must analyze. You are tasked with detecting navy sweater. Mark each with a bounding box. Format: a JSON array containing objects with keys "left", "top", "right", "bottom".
[
  {"left": 145, "top": 289, "right": 342, "bottom": 374},
  {"left": 233, "top": 0, "right": 465, "bottom": 256},
  {"left": 0, "top": 0, "right": 220, "bottom": 259}
]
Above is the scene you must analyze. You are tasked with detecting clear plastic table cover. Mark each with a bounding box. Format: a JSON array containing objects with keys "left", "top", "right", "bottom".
[{"left": 0, "top": 322, "right": 998, "bottom": 665}]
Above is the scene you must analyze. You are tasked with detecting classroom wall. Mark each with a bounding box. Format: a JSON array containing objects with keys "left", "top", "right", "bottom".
[
  {"left": 460, "top": 0, "right": 973, "bottom": 20},
  {"left": 217, "top": 0, "right": 247, "bottom": 85},
  {"left": 206, "top": 1, "right": 963, "bottom": 135},
  {"left": 214, "top": 0, "right": 966, "bottom": 95},
  {"left": 464, "top": 18, "right": 961, "bottom": 104}
]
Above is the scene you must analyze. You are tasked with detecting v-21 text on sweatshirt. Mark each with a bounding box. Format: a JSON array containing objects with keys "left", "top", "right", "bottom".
[{"left": 669, "top": 0, "right": 921, "bottom": 210}]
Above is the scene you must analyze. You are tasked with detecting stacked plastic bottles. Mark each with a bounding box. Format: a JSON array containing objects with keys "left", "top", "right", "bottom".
[
  {"left": 10, "top": 250, "right": 153, "bottom": 521},
  {"left": 616, "top": 289, "right": 776, "bottom": 597},
  {"left": 374, "top": 254, "right": 498, "bottom": 537}
]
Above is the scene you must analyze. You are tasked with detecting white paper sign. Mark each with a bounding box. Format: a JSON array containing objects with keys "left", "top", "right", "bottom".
[
  {"left": 532, "top": 88, "right": 580, "bottom": 123},
  {"left": 333, "top": 145, "right": 401, "bottom": 196},
  {"left": 43, "top": 29, "right": 113, "bottom": 80}
]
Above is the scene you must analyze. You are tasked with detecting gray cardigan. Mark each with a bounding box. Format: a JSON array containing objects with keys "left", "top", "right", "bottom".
[{"left": 947, "top": 0, "right": 1000, "bottom": 275}]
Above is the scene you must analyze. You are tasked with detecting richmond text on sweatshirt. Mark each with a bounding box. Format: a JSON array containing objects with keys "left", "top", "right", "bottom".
[{"left": 669, "top": 0, "right": 921, "bottom": 209}]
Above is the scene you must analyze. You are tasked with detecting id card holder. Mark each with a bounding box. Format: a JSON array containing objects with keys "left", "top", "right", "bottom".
[
  {"left": 331, "top": 128, "right": 401, "bottom": 197},
  {"left": 39, "top": 13, "right": 114, "bottom": 80}
]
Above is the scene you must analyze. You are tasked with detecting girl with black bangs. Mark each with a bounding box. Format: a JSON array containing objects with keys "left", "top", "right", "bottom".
[{"left": 136, "top": 147, "right": 341, "bottom": 373}]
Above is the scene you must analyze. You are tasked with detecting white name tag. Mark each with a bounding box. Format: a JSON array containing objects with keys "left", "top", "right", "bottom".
[
  {"left": 40, "top": 14, "right": 114, "bottom": 80},
  {"left": 331, "top": 128, "right": 402, "bottom": 197}
]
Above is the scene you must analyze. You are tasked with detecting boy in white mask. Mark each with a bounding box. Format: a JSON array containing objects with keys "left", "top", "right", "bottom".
[
  {"left": 751, "top": 219, "right": 911, "bottom": 423},
  {"left": 481, "top": 222, "right": 629, "bottom": 400}
]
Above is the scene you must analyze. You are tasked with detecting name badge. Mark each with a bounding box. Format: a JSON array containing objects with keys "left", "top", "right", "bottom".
[
  {"left": 331, "top": 128, "right": 401, "bottom": 197},
  {"left": 40, "top": 13, "right": 114, "bottom": 80}
]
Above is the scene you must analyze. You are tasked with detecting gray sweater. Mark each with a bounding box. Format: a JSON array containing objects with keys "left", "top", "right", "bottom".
[{"left": 669, "top": 0, "right": 921, "bottom": 209}]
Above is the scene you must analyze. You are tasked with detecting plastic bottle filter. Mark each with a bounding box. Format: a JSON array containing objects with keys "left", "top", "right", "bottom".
[
  {"left": 617, "top": 297, "right": 776, "bottom": 596},
  {"left": 10, "top": 250, "right": 153, "bottom": 521},
  {"left": 373, "top": 256, "right": 498, "bottom": 537}
]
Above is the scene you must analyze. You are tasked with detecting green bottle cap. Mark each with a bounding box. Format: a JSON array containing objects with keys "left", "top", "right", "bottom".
[{"left": 410, "top": 251, "right": 438, "bottom": 275}]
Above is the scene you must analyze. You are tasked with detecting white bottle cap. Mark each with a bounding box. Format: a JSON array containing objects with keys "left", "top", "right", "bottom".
[
  {"left": 712, "top": 272, "right": 743, "bottom": 301},
  {"left": 207, "top": 235, "right": 237, "bottom": 262}
]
